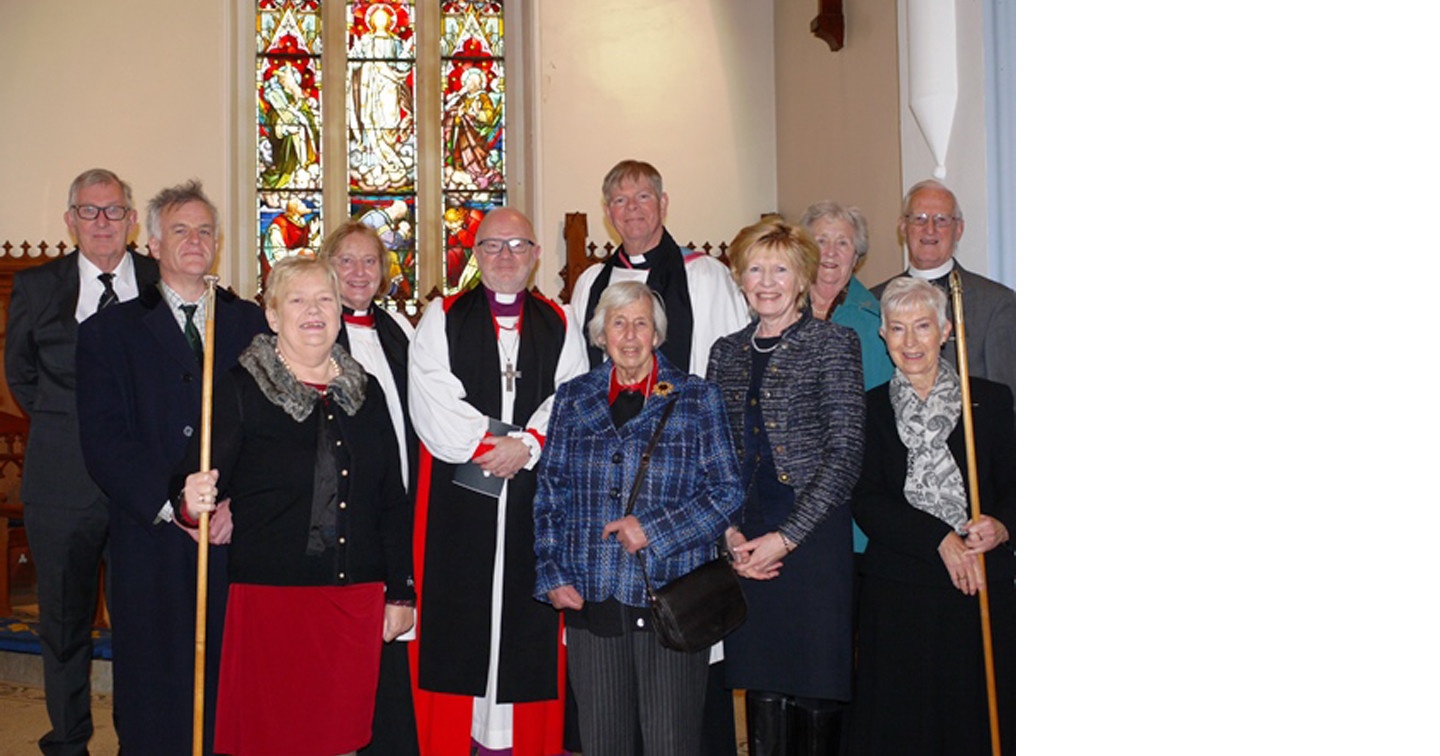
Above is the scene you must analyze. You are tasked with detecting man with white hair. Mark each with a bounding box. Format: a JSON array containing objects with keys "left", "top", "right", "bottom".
[{"left": 871, "top": 180, "right": 1015, "bottom": 394}]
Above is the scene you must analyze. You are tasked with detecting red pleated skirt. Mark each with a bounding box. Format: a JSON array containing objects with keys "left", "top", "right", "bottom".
[{"left": 215, "top": 583, "right": 384, "bottom": 756}]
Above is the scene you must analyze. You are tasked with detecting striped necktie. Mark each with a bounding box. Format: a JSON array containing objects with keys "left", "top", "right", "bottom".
[{"left": 97, "top": 272, "right": 118, "bottom": 310}]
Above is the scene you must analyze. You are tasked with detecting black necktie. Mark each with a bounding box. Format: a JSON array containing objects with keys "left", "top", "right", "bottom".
[
  {"left": 97, "top": 272, "right": 118, "bottom": 310},
  {"left": 179, "top": 304, "right": 204, "bottom": 364}
]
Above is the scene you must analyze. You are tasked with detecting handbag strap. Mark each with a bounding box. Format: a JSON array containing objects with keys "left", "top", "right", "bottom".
[
  {"left": 623, "top": 395, "right": 680, "bottom": 517},
  {"left": 621, "top": 395, "right": 679, "bottom": 598}
]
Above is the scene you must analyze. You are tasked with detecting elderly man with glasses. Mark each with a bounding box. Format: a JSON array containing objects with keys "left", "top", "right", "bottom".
[
  {"left": 5, "top": 168, "right": 159, "bottom": 756},
  {"left": 407, "top": 206, "right": 588, "bottom": 754},
  {"left": 871, "top": 179, "right": 1016, "bottom": 395}
]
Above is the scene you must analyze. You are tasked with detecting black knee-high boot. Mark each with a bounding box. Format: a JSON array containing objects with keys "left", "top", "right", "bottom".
[
  {"left": 790, "top": 698, "right": 843, "bottom": 756},
  {"left": 746, "top": 690, "right": 792, "bottom": 756}
]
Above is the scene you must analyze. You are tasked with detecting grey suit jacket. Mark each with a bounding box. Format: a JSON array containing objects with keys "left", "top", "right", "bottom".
[
  {"left": 5, "top": 249, "right": 160, "bottom": 508},
  {"left": 871, "top": 262, "right": 1015, "bottom": 394}
]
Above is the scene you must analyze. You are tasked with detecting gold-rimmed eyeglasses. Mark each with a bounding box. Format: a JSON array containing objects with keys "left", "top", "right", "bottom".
[{"left": 904, "top": 213, "right": 958, "bottom": 230}]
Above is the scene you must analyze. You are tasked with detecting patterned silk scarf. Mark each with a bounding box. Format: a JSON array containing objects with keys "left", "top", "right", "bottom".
[{"left": 889, "top": 362, "right": 970, "bottom": 533}]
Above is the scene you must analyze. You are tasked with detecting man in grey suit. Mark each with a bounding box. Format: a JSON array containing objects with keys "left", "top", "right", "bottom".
[
  {"left": 871, "top": 180, "right": 1015, "bottom": 394},
  {"left": 4, "top": 168, "right": 160, "bottom": 756}
]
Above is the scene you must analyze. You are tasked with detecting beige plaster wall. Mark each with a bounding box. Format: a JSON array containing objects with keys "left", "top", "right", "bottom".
[
  {"left": 0, "top": 0, "right": 236, "bottom": 266},
  {"left": 774, "top": 0, "right": 904, "bottom": 288},
  {"left": 897, "top": 0, "right": 994, "bottom": 277},
  {"left": 529, "top": 0, "right": 779, "bottom": 294}
]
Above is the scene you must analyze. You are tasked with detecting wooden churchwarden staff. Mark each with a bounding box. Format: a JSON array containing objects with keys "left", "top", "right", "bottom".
[
  {"left": 192, "top": 274, "right": 219, "bottom": 756},
  {"left": 948, "top": 268, "right": 1003, "bottom": 756}
]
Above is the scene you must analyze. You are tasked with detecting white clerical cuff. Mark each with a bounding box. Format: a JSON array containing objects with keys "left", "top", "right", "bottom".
[{"left": 515, "top": 430, "right": 542, "bottom": 470}]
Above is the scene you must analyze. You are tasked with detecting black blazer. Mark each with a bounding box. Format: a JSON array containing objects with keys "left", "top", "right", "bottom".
[
  {"left": 5, "top": 250, "right": 159, "bottom": 508},
  {"left": 852, "top": 377, "right": 1016, "bottom": 588}
]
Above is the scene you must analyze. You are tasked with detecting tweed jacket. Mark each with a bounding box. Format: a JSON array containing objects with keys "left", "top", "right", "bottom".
[
  {"left": 706, "top": 312, "right": 865, "bottom": 545},
  {"left": 533, "top": 353, "right": 743, "bottom": 608}
]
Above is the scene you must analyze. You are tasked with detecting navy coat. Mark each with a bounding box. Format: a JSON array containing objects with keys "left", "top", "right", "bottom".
[{"left": 76, "top": 284, "right": 268, "bottom": 755}]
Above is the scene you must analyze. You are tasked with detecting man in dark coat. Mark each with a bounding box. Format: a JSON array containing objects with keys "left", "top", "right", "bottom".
[
  {"left": 4, "top": 168, "right": 159, "bottom": 756},
  {"left": 76, "top": 180, "right": 268, "bottom": 755}
]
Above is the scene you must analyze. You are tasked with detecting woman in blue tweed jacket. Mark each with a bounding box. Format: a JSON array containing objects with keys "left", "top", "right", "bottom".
[
  {"left": 534, "top": 281, "right": 743, "bottom": 756},
  {"left": 707, "top": 219, "right": 865, "bottom": 756}
]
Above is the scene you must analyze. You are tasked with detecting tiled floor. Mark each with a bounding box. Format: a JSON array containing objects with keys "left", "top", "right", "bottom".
[{"left": 0, "top": 681, "right": 118, "bottom": 756}]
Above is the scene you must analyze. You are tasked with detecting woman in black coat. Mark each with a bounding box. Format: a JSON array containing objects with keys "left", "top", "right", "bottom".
[
  {"left": 182, "top": 256, "right": 414, "bottom": 756},
  {"left": 707, "top": 219, "right": 865, "bottom": 756},
  {"left": 848, "top": 276, "right": 1016, "bottom": 755}
]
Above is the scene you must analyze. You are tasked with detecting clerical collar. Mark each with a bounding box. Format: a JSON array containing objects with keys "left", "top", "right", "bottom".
[
  {"left": 608, "top": 359, "right": 659, "bottom": 405},
  {"left": 342, "top": 305, "right": 375, "bottom": 328},
  {"left": 619, "top": 245, "right": 656, "bottom": 269},
  {"left": 908, "top": 258, "right": 956, "bottom": 280},
  {"left": 485, "top": 287, "right": 526, "bottom": 317}
]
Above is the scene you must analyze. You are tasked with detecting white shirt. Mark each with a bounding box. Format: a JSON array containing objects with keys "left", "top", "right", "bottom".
[{"left": 74, "top": 252, "right": 140, "bottom": 323}]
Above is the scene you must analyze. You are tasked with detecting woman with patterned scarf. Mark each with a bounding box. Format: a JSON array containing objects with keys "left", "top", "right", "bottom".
[{"left": 847, "top": 276, "right": 1016, "bottom": 755}]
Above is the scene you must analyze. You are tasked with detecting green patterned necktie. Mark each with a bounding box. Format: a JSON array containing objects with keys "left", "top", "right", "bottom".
[{"left": 180, "top": 304, "right": 204, "bottom": 364}]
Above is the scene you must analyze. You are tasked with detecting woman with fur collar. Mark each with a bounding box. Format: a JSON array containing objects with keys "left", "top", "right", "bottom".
[{"left": 181, "top": 255, "right": 414, "bottom": 756}]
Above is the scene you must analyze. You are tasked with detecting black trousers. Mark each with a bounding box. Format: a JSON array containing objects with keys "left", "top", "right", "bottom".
[{"left": 23, "top": 500, "right": 109, "bottom": 756}]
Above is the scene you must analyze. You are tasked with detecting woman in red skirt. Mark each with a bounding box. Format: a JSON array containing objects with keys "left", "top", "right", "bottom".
[{"left": 182, "top": 255, "right": 415, "bottom": 755}]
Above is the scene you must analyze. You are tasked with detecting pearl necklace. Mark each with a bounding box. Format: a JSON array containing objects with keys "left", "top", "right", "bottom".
[
  {"left": 276, "top": 346, "right": 339, "bottom": 384},
  {"left": 750, "top": 330, "right": 781, "bottom": 354}
]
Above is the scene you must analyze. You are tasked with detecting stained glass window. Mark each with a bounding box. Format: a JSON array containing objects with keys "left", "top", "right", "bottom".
[
  {"left": 257, "top": 0, "right": 324, "bottom": 285},
  {"left": 253, "top": 0, "right": 508, "bottom": 307},
  {"left": 441, "top": 0, "right": 505, "bottom": 295},
  {"left": 347, "top": 0, "right": 417, "bottom": 307},
  {"left": 350, "top": 195, "right": 418, "bottom": 304}
]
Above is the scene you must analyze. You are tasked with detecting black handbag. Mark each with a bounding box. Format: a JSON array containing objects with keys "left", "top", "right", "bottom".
[{"left": 627, "top": 396, "right": 748, "bottom": 653}]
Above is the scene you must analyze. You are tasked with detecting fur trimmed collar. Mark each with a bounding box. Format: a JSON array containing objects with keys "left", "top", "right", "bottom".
[{"left": 239, "top": 334, "right": 368, "bottom": 421}]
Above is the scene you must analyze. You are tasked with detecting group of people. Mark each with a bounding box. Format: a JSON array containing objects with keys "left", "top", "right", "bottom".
[{"left": 7, "top": 160, "right": 1014, "bottom": 756}]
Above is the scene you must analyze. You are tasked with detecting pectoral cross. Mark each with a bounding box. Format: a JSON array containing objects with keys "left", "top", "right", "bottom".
[{"left": 502, "top": 361, "right": 522, "bottom": 393}]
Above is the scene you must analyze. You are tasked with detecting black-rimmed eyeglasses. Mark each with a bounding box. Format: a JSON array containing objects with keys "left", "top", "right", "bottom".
[{"left": 71, "top": 204, "right": 131, "bottom": 221}]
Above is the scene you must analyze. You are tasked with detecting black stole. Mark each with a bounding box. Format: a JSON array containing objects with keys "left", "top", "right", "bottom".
[
  {"left": 582, "top": 228, "right": 694, "bottom": 371},
  {"left": 338, "top": 305, "right": 418, "bottom": 493},
  {"left": 416, "top": 287, "right": 564, "bottom": 701}
]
